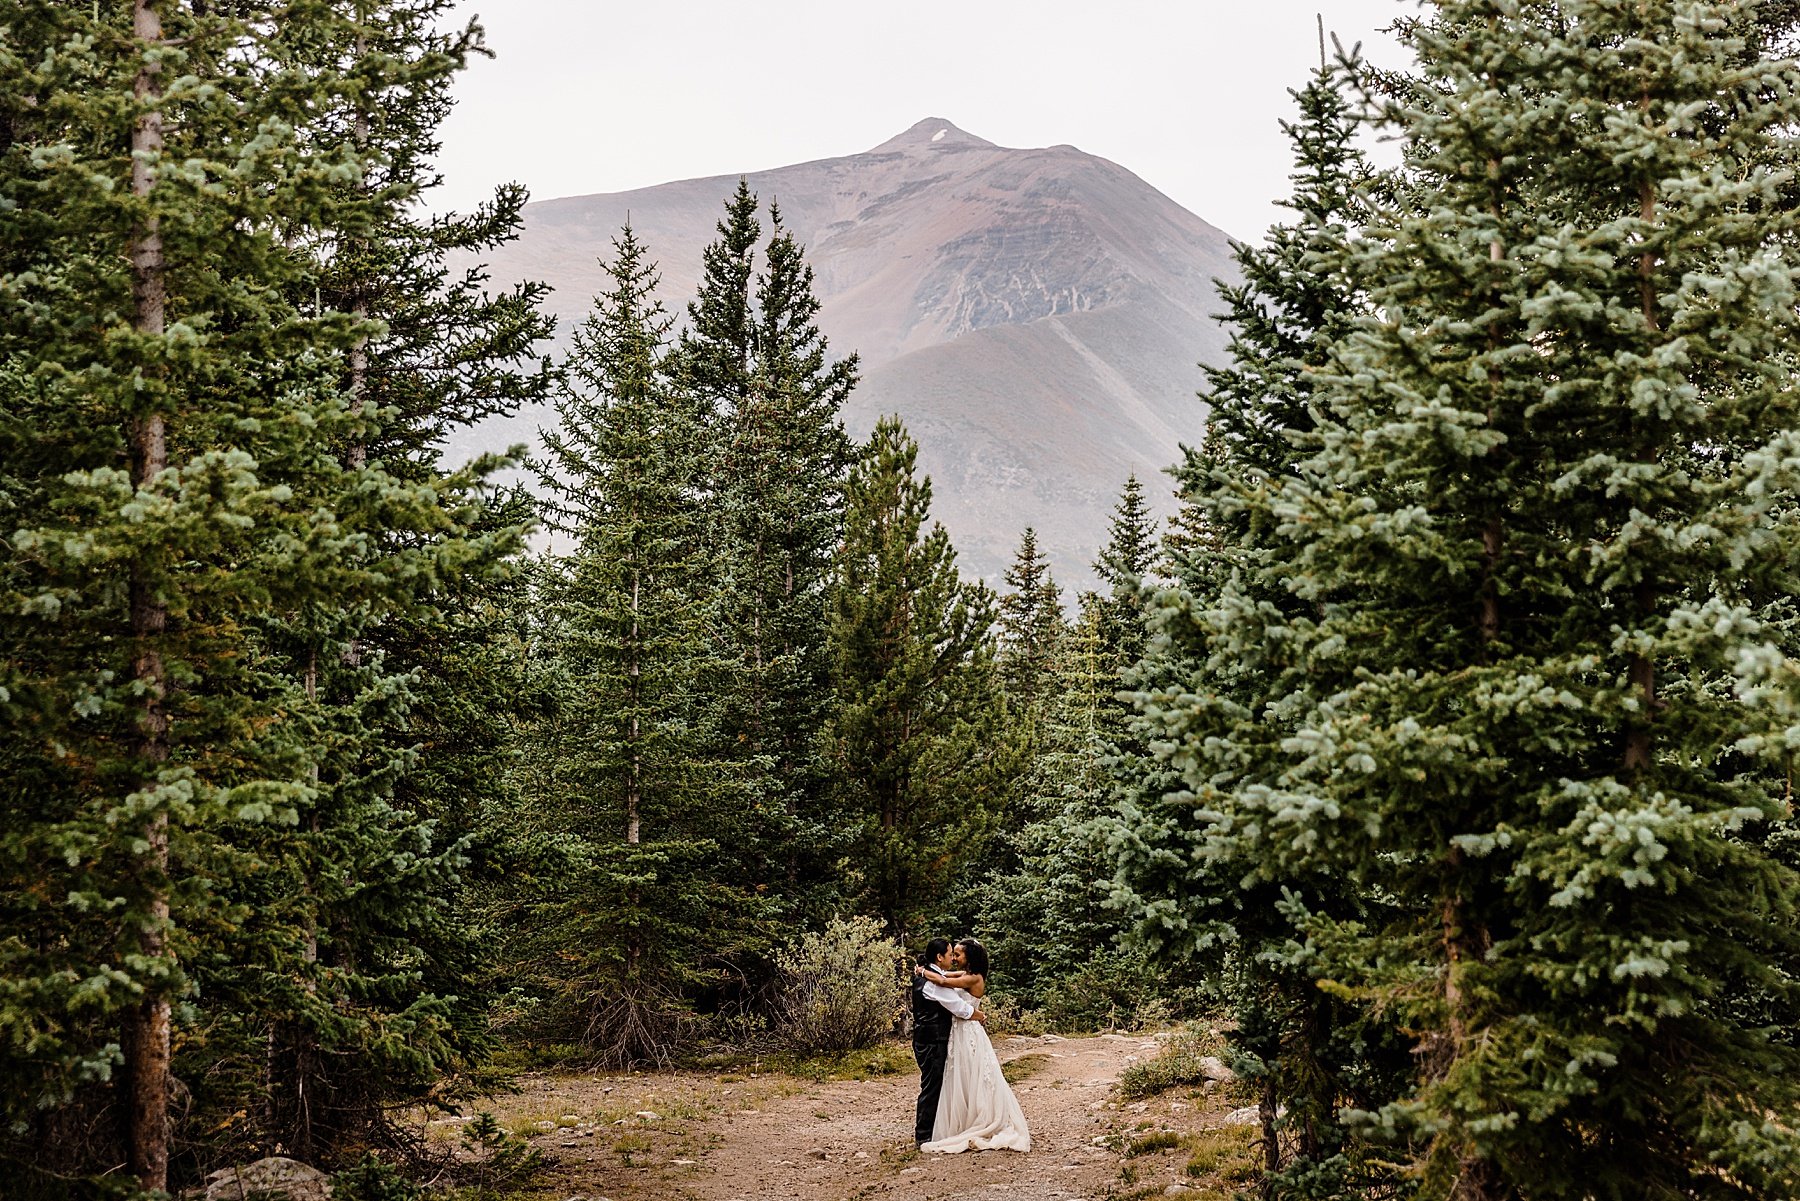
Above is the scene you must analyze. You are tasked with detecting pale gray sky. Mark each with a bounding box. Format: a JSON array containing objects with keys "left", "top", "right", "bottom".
[{"left": 434, "top": 1, "right": 1413, "bottom": 244}]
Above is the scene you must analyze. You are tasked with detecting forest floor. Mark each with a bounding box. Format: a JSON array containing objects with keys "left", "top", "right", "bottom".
[{"left": 417, "top": 1031, "right": 1261, "bottom": 1201}]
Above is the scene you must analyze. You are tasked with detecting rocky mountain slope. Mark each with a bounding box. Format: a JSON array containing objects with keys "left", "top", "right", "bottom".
[{"left": 457, "top": 118, "right": 1239, "bottom": 589}]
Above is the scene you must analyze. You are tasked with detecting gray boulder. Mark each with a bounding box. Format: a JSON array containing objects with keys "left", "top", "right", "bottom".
[{"left": 186, "top": 1157, "right": 332, "bottom": 1201}]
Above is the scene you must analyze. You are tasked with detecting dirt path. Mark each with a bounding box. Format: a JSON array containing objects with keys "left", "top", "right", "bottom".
[{"left": 448, "top": 1033, "right": 1251, "bottom": 1201}]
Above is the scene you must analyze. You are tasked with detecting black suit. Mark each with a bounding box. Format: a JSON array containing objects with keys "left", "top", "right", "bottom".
[{"left": 910, "top": 969, "right": 954, "bottom": 1144}]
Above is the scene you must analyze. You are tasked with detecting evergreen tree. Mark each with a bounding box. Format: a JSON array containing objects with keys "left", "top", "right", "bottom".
[
  {"left": 705, "top": 195, "right": 859, "bottom": 919},
  {"left": 675, "top": 177, "right": 761, "bottom": 422},
  {"left": 1090, "top": 474, "right": 1158, "bottom": 683},
  {"left": 1115, "top": 55, "right": 1401, "bottom": 1197},
  {"left": 996, "top": 526, "right": 1065, "bottom": 715},
  {"left": 249, "top": 1, "right": 553, "bottom": 1161},
  {"left": 827, "top": 417, "right": 1012, "bottom": 934},
  {"left": 1131, "top": 5, "right": 1800, "bottom": 1195},
  {"left": 0, "top": 3, "right": 537, "bottom": 1189},
  {"left": 525, "top": 227, "right": 759, "bottom": 1064}
]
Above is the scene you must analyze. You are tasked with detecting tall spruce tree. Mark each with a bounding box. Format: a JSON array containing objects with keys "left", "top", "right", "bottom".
[
  {"left": 0, "top": 3, "right": 542, "bottom": 1189},
  {"left": 996, "top": 526, "right": 1065, "bottom": 716},
  {"left": 525, "top": 227, "right": 758, "bottom": 1064},
  {"left": 1129, "top": 5, "right": 1800, "bottom": 1196},
  {"left": 1115, "top": 55, "right": 1403, "bottom": 1197},
  {"left": 676, "top": 178, "right": 760, "bottom": 422},
  {"left": 826, "top": 417, "right": 1012, "bottom": 934},
  {"left": 704, "top": 195, "right": 859, "bottom": 919},
  {"left": 1090, "top": 474, "right": 1158, "bottom": 685},
  {"left": 247, "top": 1, "right": 552, "bottom": 1161}
]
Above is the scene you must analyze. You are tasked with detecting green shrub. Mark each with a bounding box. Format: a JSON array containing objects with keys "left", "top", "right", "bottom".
[
  {"left": 773, "top": 915, "right": 908, "bottom": 1054},
  {"left": 331, "top": 1158, "right": 422, "bottom": 1201},
  {"left": 981, "top": 992, "right": 1049, "bottom": 1038},
  {"left": 457, "top": 1111, "right": 544, "bottom": 1195},
  {"left": 1117, "top": 1025, "right": 1230, "bottom": 1099}
]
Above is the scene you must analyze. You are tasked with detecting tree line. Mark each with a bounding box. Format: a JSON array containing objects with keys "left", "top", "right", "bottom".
[{"left": 0, "top": 3, "right": 1161, "bottom": 1195}]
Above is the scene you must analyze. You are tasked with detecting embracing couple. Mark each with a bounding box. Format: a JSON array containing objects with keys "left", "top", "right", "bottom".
[{"left": 908, "top": 936, "right": 1032, "bottom": 1154}]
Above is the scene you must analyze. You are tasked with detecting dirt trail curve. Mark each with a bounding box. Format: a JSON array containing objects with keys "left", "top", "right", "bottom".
[{"left": 466, "top": 1032, "right": 1244, "bottom": 1201}]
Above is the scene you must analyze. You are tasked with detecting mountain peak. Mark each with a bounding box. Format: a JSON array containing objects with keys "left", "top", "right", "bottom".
[{"left": 867, "top": 118, "right": 996, "bottom": 154}]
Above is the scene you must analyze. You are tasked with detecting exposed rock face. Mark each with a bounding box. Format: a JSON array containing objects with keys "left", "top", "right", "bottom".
[{"left": 454, "top": 118, "right": 1238, "bottom": 588}]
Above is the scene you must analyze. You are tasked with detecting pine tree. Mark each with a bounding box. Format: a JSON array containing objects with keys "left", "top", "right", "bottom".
[
  {"left": 1114, "top": 55, "right": 1401, "bottom": 1196},
  {"left": 707, "top": 196, "right": 859, "bottom": 918},
  {"left": 675, "top": 177, "right": 761, "bottom": 422},
  {"left": 0, "top": 3, "right": 537, "bottom": 1188},
  {"left": 1090, "top": 474, "right": 1158, "bottom": 684},
  {"left": 996, "top": 527, "right": 1065, "bottom": 716},
  {"left": 827, "top": 417, "right": 1012, "bottom": 934},
  {"left": 1128, "top": 5, "right": 1800, "bottom": 1195},
  {"left": 248, "top": 1, "right": 553, "bottom": 1160},
  {"left": 525, "top": 227, "right": 759, "bottom": 1064}
]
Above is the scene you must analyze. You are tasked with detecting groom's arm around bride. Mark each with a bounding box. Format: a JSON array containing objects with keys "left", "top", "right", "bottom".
[{"left": 910, "top": 937, "right": 975, "bottom": 1146}]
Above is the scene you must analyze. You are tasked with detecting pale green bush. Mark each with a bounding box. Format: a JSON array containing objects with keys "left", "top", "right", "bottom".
[{"left": 774, "top": 915, "right": 909, "bottom": 1054}]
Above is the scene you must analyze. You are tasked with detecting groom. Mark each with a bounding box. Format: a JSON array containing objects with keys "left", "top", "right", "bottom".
[{"left": 911, "top": 937, "right": 984, "bottom": 1146}]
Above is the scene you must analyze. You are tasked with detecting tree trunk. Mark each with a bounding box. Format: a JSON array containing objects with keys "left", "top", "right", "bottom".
[{"left": 123, "top": 2, "right": 172, "bottom": 1192}]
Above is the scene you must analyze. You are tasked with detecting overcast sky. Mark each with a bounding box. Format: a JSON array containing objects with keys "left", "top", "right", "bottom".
[{"left": 433, "top": 1, "right": 1413, "bottom": 245}]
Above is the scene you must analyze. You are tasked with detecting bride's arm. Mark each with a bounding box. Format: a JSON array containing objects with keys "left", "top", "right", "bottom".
[{"left": 923, "top": 969, "right": 987, "bottom": 999}]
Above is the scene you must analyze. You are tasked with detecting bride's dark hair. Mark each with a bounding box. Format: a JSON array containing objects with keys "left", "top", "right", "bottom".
[{"left": 957, "top": 937, "right": 989, "bottom": 980}]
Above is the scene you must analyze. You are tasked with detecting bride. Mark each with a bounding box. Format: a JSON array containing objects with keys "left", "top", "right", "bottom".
[{"left": 914, "top": 938, "right": 1032, "bottom": 1153}]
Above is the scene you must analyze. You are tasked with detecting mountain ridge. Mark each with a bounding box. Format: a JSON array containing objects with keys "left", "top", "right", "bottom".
[{"left": 452, "top": 119, "right": 1237, "bottom": 589}]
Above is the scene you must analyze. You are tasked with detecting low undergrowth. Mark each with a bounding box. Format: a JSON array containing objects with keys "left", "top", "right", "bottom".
[{"left": 1116, "top": 1025, "right": 1230, "bottom": 1100}]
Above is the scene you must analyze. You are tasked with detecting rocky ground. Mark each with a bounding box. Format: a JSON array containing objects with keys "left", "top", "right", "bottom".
[{"left": 421, "top": 1032, "right": 1259, "bottom": 1201}]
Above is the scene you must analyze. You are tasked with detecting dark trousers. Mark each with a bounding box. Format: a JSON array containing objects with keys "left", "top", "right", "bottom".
[{"left": 913, "top": 1037, "right": 948, "bottom": 1144}]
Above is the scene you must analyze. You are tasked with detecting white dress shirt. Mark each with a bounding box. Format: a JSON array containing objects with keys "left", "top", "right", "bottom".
[{"left": 922, "top": 975, "right": 977, "bottom": 1020}]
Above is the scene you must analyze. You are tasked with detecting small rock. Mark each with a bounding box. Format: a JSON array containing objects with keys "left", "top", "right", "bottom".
[
  {"left": 672, "top": 1158, "right": 696, "bottom": 1166},
  {"left": 1198, "top": 1056, "right": 1237, "bottom": 1083},
  {"left": 1040, "top": 1033, "right": 1066, "bottom": 1043},
  {"left": 854, "top": 1151, "right": 869, "bottom": 1159},
  {"left": 558, "top": 1113, "right": 581, "bottom": 1125},
  {"left": 533, "top": 1120, "right": 557, "bottom": 1133},
  {"left": 1127, "top": 1102, "right": 1149, "bottom": 1113},
  {"left": 807, "top": 1147, "right": 829, "bottom": 1160},
  {"left": 1165, "top": 1186, "right": 1192, "bottom": 1195},
  {"left": 1222, "top": 1104, "right": 1261, "bottom": 1128},
  {"left": 635, "top": 1110, "right": 661, "bottom": 1121}
]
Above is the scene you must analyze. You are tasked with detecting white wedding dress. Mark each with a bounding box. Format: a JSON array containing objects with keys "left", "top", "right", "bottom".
[{"left": 920, "top": 988, "right": 1032, "bottom": 1154}]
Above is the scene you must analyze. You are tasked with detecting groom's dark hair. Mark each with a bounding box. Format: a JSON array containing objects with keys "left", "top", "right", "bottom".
[{"left": 918, "top": 937, "right": 951, "bottom": 967}]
